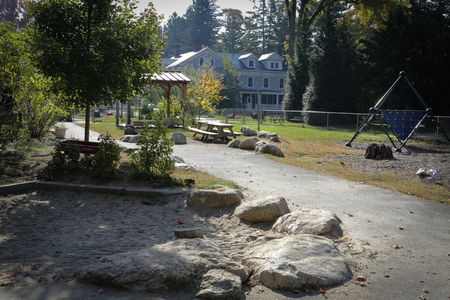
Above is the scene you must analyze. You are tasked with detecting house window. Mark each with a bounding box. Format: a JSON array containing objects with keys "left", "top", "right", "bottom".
[
  {"left": 275, "top": 62, "right": 279, "bottom": 69},
  {"left": 199, "top": 57, "right": 204, "bottom": 66},
  {"left": 279, "top": 79, "right": 284, "bottom": 89},
  {"left": 262, "top": 94, "right": 277, "bottom": 105},
  {"left": 263, "top": 78, "right": 269, "bottom": 88},
  {"left": 248, "top": 60, "right": 254, "bottom": 68},
  {"left": 247, "top": 77, "right": 253, "bottom": 87},
  {"left": 270, "top": 62, "right": 274, "bottom": 68}
]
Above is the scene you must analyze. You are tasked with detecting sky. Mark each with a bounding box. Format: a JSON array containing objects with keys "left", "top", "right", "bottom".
[{"left": 138, "top": 0, "right": 255, "bottom": 23}]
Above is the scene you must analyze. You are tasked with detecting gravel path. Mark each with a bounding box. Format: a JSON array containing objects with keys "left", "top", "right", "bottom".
[{"left": 173, "top": 142, "right": 450, "bottom": 300}]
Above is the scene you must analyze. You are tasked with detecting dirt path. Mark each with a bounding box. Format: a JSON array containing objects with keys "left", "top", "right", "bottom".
[{"left": 173, "top": 142, "right": 450, "bottom": 300}]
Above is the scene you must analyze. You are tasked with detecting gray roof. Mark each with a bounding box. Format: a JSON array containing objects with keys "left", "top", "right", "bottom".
[
  {"left": 166, "top": 51, "right": 197, "bottom": 68},
  {"left": 239, "top": 53, "right": 257, "bottom": 60},
  {"left": 258, "top": 52, "right": 283, "bottom": 61}
]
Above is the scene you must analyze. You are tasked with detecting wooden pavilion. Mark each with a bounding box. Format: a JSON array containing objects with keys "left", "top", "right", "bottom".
[{"left": 149, "top": 71, "right": 191, "bottom": 118}]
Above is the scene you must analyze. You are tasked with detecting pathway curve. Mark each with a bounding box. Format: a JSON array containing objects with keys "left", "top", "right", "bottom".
[{"left": 174, "top": 142, "right": 450, "bottom": 300}]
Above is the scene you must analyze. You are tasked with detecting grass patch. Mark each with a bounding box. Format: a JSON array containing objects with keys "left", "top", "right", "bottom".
[{"left": 173, "top": 168, "right": 239, "bottom": 189}]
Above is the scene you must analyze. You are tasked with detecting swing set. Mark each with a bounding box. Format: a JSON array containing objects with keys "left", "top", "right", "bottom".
[{"left": 346, "top": 71, "right": 450, "bottom": 152}]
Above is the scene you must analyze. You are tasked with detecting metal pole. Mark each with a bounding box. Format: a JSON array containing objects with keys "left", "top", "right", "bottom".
[
  {"left": 356, "top": 113, "right": 359, "bottom": 130},
  {"left": 436, "top": 116, "right": 440, "bottom": 137},
  {"left": 326, "top": 113, "right": 329, "bottom": 129}
]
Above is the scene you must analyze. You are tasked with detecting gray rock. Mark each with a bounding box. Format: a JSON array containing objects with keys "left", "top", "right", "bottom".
[
  {"left": 171, "top": 155, "right": 185, "bottom": 164},
  {"left": 272, "top": 208, "right": 342, "bottom": 236},
  {"left": 240, "top": 126, "right": 257, "bottom": 136},
  {"left": 255, "top": 141, "right": 284, "bottom": 157},
  {"left": 241, "top": 235, "right": 352, "bottom": 290},
  {"left": 196, "top": 269, "right": 242, "bottom": 299},
  {"left": 170, "top": 132, "right": 187, "bottom": 145},
  {"left": 120, "top": 135, "right": 132, "bottom": 142},
  {"left": 124, "top": 126, "right": 138, "bottom": 135},
  {"left": 234, "top": 196, "right": 290, "bottom": 222},
  {"left": 239, "top": 138, "right": 260, "bottom": 150},
  {"left": 186, "top": 186, "right": 243, "bottom": 208},
  {"left": 227, "top": 139, "right": 241, "bottom": 148},
  {"left": 171, "top": 155, "right": 192, "bottom": 169},
  {"left": 77, "top": 239, "right": 247, "bottom": 292},
  {"left": 174, "top": 227, "right": 204, "bottom": 239},
  {"left": 269, "top": 135, "right": 281, "bottom": 143},
  {"left": 257, "top": 131, "right": 269, "bottom": 138}
]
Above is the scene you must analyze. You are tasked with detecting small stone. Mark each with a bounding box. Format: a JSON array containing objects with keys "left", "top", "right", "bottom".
[
  {"left": 174, "top": 227, "right": 204, "bottom": 239},
  {"left": 355, "top": 275, "right": 366, "bottom": 282},
  {"left": 399, "top": 227, "right": 404, "bottom": 230}
]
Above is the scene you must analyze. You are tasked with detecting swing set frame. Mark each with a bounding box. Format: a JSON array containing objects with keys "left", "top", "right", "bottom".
[{"left": 346, "top": 71, "right": 450, "bottom": 152}]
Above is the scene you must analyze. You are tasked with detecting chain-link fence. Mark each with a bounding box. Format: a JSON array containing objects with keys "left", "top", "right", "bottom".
[{"left": 216, "top": 108, "right": 450, "bottom": 140}]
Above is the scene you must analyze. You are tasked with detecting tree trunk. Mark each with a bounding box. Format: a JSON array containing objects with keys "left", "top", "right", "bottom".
[
  {"left": 127, "top": 101, "right": 132, "bottom": 125},
  {"left": 85, "top": 102, "right": 90, "bottom": 142},
  {"left": 285, "top": 0, "right": 296, "bottom": 62},
  {"left": 115, "top": 100, "right": 119, "bottom": 126}
]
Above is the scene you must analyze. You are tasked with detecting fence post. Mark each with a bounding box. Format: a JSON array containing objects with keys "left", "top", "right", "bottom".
[
  {"left": 356, "top": 114, "right": 359, "bottom": 130},
  {"left": 257, "top": 109, "right": 261, "bottom": 131},
  {"left": 326, "top": 113, "right": 329, "bottom": 129},
  {"left": 436, "top": 116, "right": 440, "bottom": 137}
]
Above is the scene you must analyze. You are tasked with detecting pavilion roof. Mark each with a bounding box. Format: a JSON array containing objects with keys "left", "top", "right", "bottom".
[{"left": 149, "top": 72, "right": 191, "bottom": 84}]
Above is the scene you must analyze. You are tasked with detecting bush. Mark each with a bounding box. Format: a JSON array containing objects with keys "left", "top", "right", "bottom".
[
  {"left": 91, "top": 134, "right": 120, "bottom": 179},
  {"left": 131, "top": 125, "right": 174, "bottom": 180},
  {"left": 44, "top": 141, "right": 80, "bottom": 179}
]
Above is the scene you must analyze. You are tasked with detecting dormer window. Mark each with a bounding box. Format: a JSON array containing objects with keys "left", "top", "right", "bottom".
[
  {"left": 248, "top": 60, "right": 255, "bottom": 68},
  {"left": 270, "top": 62, "right": 280, "bottom": 69}
]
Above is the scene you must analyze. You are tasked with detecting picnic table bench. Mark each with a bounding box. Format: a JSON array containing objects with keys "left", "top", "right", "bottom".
[
  {"left": 188, "top": 127, "right": 219, "bottom": 142},
  {"left": 268, "top": 115, "right": 284, "bottom": 123}
]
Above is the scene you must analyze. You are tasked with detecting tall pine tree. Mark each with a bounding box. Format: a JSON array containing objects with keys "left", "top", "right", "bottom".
[
  {"left": 163, "top": 13, "right": 190, "bottom": 57},
  {"left": 185, "top": 0, "right": 220, "bottom": 51},
  {"left": 216, "top": 8, "right": 244, "bottom": 53}
]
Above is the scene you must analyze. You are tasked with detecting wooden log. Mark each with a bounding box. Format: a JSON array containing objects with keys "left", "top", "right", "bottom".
[{"left": 174, "top": 227, "right": 204, "bottom": 239}]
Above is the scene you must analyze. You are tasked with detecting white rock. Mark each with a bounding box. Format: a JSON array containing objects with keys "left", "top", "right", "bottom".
[
  {"left": 170, "top": 132, "right": 187, "bottom": 145},
  {"left": 234, "top": 196, "right": 290, "bottom": 222},
  {"left": 241, "top": 235, "right": 351, "bottom": 290},
  {"left": 186, "top": 187, "right": 243, "bottom": 208},
  {"left": 227, "top": 139, "right": 241, "bottom": 148},
  {"left": 196, "top": 269, "right": 242, "bottom": 299},
  {"left": 77, "top": 239, "right": 247, "bottom": 292},
  {"left": 239, "top": 138, "right": 260, "bottom": 150},
  {"left": 272, "top": 208, "right": 342, "bottom": 236}
]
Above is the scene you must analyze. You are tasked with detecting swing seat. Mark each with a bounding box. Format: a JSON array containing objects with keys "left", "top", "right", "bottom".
[{"left": 379, "top": 110, "right": 427, "bottom": 140}]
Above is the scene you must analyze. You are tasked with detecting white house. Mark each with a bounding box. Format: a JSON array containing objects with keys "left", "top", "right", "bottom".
[{"left": 164, "top": 47, "right": 287, "bottom": 111}]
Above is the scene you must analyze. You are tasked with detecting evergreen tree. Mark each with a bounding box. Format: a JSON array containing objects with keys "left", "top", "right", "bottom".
[
  {"left": 185, "top": 0, "right": 220, "bottom": 51},
  {"left": 163, "top": 13, "right": 190, "bottom": 57},
  {"left": 302, "top": 8, "right": 357, "bottom": 124},
  {"left": 241, "top": 15, "right": 260, "bottom": 53},
  {"left": 218, "top": 57, "right": 241, "bottom": 108},
  {"left": 216, "top": 9, "right": 244, "bottom": 53}
]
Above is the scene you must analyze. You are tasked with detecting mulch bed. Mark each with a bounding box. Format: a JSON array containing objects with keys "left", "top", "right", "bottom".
[{"left": 331, "top": 142, "right": 450, "bottom": 189}]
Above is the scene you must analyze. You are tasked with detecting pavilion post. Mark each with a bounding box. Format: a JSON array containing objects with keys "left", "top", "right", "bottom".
[{"left": 166, "top": 85, "right": 172, "bottom": 118}]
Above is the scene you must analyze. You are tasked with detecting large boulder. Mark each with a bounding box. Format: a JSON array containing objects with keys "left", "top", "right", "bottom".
[
  {"left": 121, "top": 135, "right": 140, "bottom": 143},
  {"left": 239, "top": 137, "right": 260, "bottom": 150},
  {"left": 227, "top": 139, "right": 241, "bottom": 148},
  {"left": 196, "top": 269, "right": 242, "bottom": 300},
  {"left": 241, "top": 235, "right": 352, "bottom": 290},
  {"left": 124, "top": 125, "right": 138, "bottom": 135},
  {"left": 170, "top": 132, "right": 187, "bottom": 145},
  {"left": 234, "top": 196, "right": 290, "bottom": 222},
  {"left": 272, "top": 208, "right": 342, "bottom": 236},
  {"left": 255, "top": 141, "right": 284, "bottom": 157},
  {"left": 240, "top": 126, "right": 257, "bottom": 136},
  {"left": 186, "top": 186, "right": 243, "bottom": 208},
  {"left": 77, "top": 239, "right": 247, "bottom": 292}
]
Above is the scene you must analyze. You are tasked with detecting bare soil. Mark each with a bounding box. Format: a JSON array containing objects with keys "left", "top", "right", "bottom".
[
  {"left": 331, "top": 142, "right": 450, "bottom": 189},
  {"left": 0, "top": 191, "right": 272, "bottom": 290}
]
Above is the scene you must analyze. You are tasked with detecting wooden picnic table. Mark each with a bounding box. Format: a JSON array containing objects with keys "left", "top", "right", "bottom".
[{"left": 188, "top": 120, "right": 241, "bottom": 143}]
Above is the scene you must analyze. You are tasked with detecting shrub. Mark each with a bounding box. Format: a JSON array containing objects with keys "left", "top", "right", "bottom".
[
  {"left": 44, "top": 141, "right": 80, "bottom": 179},
  {"left": 131, "top": 125, "right": 174, "bottom": 180},
  {"left": 91, "top": 134, "right": 120, "bottom": 179}
]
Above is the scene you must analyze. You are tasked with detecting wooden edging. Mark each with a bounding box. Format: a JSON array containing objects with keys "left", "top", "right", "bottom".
[{"left": 0, "top": 181, "right": 189, "bottom": 197}]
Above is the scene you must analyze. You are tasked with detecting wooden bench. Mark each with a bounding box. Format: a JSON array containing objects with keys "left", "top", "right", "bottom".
[
  {"left": 188, "top": 127, "right": 218, "bottom": 142},
  {"left": 268, "top": 115, "right": 284, "bottom": 123},
  {"left": 60, "top": 140, "right": 101, "bottom": 155}
]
